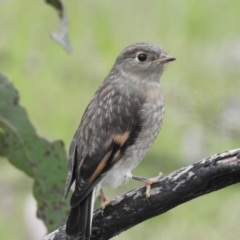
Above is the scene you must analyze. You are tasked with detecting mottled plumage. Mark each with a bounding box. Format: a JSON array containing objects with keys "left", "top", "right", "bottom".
[{"left": 64, "top": 42, "right": 176, "bottom": 239}]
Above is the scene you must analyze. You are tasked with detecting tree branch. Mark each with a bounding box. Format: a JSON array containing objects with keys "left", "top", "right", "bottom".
[{"left": 43, "top": 148, "right": 240, "bottom": 240}]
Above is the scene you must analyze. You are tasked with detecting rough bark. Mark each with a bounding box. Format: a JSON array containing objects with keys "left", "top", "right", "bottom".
[{"left": 43, "top": 148, "right": 240, "bottom": 240}]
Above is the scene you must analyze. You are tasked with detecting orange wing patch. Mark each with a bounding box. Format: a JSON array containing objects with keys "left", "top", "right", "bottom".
[
  {"left": 89, "top": 151, "right": 112, "bottom": 182},
  {"left": 112, "top": 132, "right": 130, "bottom": 146},
  {"left": 89, "top": 132, "right": 130, "bottom": 182},
  {"left": 112, "top": 149, "right": 121, "bottom": 163}
]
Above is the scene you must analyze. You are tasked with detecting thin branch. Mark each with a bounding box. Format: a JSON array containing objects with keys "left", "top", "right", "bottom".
[{"left": 43, "top": 148, "right": 240, "bottom": 240}]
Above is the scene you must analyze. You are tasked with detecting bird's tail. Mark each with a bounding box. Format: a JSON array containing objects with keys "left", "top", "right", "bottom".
[{"left": 66, "top": 191, "right": 94, "bottom": 240}]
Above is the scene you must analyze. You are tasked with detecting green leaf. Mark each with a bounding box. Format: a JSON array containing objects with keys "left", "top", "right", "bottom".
[{"left": 0, "top": 73, "right": 70, "bottom": 232}]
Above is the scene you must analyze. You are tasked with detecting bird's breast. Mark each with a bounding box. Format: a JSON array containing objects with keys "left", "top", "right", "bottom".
[{"left": 102, "top": 82, "right": 164, "bottom": 189}]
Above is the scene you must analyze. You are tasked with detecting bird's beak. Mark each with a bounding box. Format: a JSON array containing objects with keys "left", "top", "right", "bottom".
[{"left": 159, "top": 55, "right": 176, "bottom": 64}]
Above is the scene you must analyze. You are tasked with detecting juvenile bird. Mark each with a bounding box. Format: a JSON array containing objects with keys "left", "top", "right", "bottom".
[{"left": 64, "top": 42, "right": 176, "bottom": 239}]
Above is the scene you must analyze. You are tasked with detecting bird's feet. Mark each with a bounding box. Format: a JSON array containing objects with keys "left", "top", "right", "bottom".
[
  {"left": 131, "top": 172, "right": 163, "bottom": 198},
  {"left": 99, "top": 189, "right": 120, "bottom": 209}
]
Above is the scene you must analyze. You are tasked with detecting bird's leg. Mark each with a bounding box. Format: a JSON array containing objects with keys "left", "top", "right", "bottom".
[
  {"left": 131, "top": 172, "right": 163, "bottom": 198},
  {"left": 99, "top": 188, "right": 111, "bottom": 209},
  {"left": 99, "top": 188, "right": 120, "bottom": 209}
]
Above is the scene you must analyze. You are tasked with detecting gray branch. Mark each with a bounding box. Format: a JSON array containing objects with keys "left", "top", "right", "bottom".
[{"left": 43, "top": 148, "right": 240, "bottom": 240}]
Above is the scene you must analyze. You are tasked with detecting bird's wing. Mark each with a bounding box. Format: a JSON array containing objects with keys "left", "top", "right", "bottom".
[
  {"left": 64, "top": 82, "right": 146, "bottom": 207},
  {"left": 63, "top": 128, "right": 80, "bottom": 199}
]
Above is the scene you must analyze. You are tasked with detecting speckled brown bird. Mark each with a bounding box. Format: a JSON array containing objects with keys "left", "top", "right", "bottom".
[{"left": 64, "top": 42, "right": 176, "bottom": 239}]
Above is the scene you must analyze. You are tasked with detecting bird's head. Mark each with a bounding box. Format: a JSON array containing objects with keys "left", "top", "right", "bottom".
[{"left": 113, "top": 42, "right": 176, "bottom": 82}]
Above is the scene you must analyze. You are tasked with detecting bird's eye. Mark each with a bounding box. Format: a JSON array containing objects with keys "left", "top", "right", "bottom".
[{"left": 137, "top": 53, "right": 147, "bottom": 62}]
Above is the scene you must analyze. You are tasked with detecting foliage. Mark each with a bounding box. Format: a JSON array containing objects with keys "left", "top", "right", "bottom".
[{"left": 0, "top": 73, "right": 70, "bottom": 232}]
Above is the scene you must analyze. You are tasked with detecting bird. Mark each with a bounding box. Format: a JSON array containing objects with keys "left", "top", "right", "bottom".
[{"left": 63, "top": 42, "right": 176, "bottom": 239}]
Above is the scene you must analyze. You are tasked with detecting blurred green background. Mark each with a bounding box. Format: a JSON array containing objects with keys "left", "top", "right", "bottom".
[{"left": 0, "top": 0, "right": 240, "bottom": 239}]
